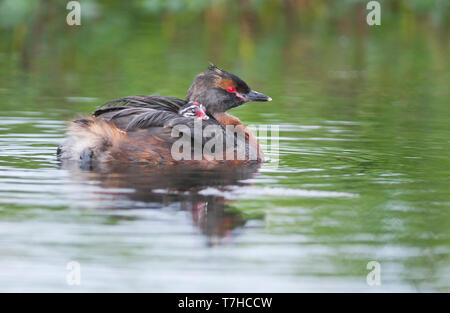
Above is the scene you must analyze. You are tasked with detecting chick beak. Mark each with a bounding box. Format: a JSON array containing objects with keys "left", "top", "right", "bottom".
[
  {"left": 244, "top": 90, "right": 272, "bottom": 102},
  {"left": 196, "top": 108, "right": 209, "bottom": 120}
]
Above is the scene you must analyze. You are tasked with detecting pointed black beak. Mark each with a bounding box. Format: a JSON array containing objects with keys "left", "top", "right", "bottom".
[{"left": 244, "top": 90, "right": 272, "bottom": 102}]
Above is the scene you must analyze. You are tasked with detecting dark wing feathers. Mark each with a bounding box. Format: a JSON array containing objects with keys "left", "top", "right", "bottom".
[
  {"left": 102, "top": 95, "right": 186, "bottom": 112},
  {"left": 93, "top": 95, "right": 190, "bottom": 131},
  {"left": 93, "top": 95, "right": 227, "bottom": 148},
  {"left": 126, "top": 110, "right": 178, "bottom": 131},
  {"left": 92, "top": 106, "right": 130, "bottom": 118}
]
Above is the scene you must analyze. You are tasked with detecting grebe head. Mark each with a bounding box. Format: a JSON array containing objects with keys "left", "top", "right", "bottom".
[
  {"left": 186, "top": 65, "right": 271, "bottom": 114},
  {"left": 178, "top": 101, "right": 209, "bottom": 120}
]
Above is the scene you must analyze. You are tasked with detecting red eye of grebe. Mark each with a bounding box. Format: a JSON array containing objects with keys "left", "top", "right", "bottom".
[{"left": 227, "top": 86, "right": 236, "bottom": 93}]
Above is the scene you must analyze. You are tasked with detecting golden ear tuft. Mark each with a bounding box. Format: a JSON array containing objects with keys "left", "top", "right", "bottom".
[{"left": 218, "top": 78, "right": 235, "bottom": 89}]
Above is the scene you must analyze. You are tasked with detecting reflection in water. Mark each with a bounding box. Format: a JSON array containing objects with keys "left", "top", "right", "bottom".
[{"left": 60, "top": 161, "right": 260, "bottom": 245}]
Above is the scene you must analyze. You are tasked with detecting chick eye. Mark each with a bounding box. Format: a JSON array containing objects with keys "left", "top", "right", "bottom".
[{"left": 227, "top": 86, "right": 236, "bottom": 93}]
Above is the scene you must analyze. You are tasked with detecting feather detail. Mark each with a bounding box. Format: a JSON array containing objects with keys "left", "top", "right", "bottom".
[{"left": 100, "top": 95, "right": 187, "bottom": 112}]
